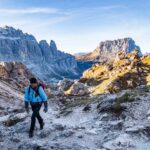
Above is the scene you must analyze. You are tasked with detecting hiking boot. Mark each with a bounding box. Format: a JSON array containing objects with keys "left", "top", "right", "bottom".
[
  {"left": 40, "top": 122, "right": 45, "bottom": 130},
  {"left": 29, "top": 132, "right": 34, "bottom": 138}
]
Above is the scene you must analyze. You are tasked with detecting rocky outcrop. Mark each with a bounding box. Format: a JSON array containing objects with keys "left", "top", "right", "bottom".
[
  {"left": 0, "top": 79, "right": 24, "bottom": 117},
  {"left": 76, "top": 38, "right": 142, "bottom": 62},
  {"left": 0, "top": 61, "right": 34, "bottom": 117},
  {"left": 3, "top": 113, "right": 27, "bottom": 127},
  {"left": 0, "top": 61, "right": 33, "bottom": 80},
  {"left": 57, "top": 79, "right": 74, "bottom": 92},
  {"left": 0, "top": 61, "right": 34, "bottom": 90},
  {"left": 65, "top": 81, "right": 90, "bottom": 96},
  {"left": 0, "top": 26, "right": 80, "bottom": 82},
  {"left": 81, "top": 50, "right": 150, "bottom": 95}
]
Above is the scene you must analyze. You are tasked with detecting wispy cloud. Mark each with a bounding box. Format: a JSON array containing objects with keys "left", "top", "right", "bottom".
[
  {"left": 100, "top": 5, "right": 126, "bottom": 10},
  {"left": 0, "top": 7, "right": 59, "bottom": 14},
  {"left": 0, "top": 2, "right": 149, "bottom": 54},
  {"left": 64, "top": 4, "right": 126, "bottom": 20}
]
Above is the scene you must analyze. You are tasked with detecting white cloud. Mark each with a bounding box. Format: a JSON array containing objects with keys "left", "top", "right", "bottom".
[
  {"left": 100, "top": 5, "right": 126, "bottom": 10},
  {"left": 0, "top": 5, "right": 149, "bottom": 54},
  {"left": 0, "top": 7, "right": 59, "bottom": 14}
]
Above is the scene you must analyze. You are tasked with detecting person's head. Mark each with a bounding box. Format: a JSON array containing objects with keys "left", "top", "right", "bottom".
[{"left": 30, "top": 77, "right": 38, "bottom": 88}]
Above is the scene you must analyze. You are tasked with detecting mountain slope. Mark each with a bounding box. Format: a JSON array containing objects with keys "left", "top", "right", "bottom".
[
  {"left": 0, "top": 26, "right": 80, "bottom": 82},
  {"left": 80, "top": 50, "right": 150, "bottom": 95},
  {"left": 1, "top": 76, "right": 150, "bottom": 149}
]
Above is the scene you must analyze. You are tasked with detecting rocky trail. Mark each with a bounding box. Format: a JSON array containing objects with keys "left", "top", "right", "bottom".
[{"left": 0, "top": 80, "right": 150, "bottom": 150}]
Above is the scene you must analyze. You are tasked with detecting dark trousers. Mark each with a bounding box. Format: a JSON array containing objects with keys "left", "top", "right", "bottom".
[{"left": 30, "top": 103, "right": 43, "bottom": 133}]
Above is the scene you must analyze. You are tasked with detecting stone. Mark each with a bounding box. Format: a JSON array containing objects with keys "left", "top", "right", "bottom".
[
  {"left": 0, "top": 61, "right": 34, "bottom": 90},
  {"left": 18, "top": 141, "right": 48, "bottom": 150},
  {"left": 126, "top": 125, "right": 150, "bottom": 135},
  {"left": 3, "top": 113, "right": 27, "bottom": 126},
  {"left": 59, "top": 130, "right": 74, "bottom": 138},
  {"left": 65, "top": 81, "right": 90, "bottom": 96},
  {"left": 109, "top": 120, "right": 123, "bottom": 130},
  {"left": 77, "top": 135, "right": 84, "bottom": 139},
  {"left": 57, "top": 79, "right": 74, "bottom": 92},
  {"left": 38, "top": 129, "right": 51, "bottom": 138},
  {"left": 52, "top": 124, "right": 66, "bottom": 131},
  {"left": 83, "top": 104, "right": 91, "bottom": 111},
  {"left": 103, "top": 134, "right": 134, "bottom": 149},
  {"left": 97, "top": 92, "right": 134, "bottom": 113}
]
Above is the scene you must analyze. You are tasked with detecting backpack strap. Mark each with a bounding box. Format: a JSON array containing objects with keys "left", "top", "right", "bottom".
[
  {"left": 28, "top": 86, "right": 31, "bottom": 95},
  {"left": 36, "top": 85, "right": 40, "bottom": 96},
  {"left": 28, "top": 85, "right": 39, "bottom": 95},
  {"left": 36, "top": 85, "right": 43, "bottom": 101}
]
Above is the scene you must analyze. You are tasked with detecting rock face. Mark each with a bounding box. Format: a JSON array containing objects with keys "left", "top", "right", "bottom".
[
  {"left": 0, "top": 79, "right": 24, "bottom": 117},
  {"left": 0, "top": 26, "right": 79, "bottom": 82},
  {"left": 0, "top": 61, "right": 34, "bottom": 91},
  {"left": 76, "top": 38, "right": 142, "bottom": 62},
  {"left": 0, "top": 61, "right": 33, "bottom": 80},
  {"left": 57, "top": 79, "right": 74, "bottom": 92},
  {"left": 81, "top": 50, "right": 150, "bottom": 95},
  {"left": 65, "top": 81, "right": 90, "bottom": 96}
]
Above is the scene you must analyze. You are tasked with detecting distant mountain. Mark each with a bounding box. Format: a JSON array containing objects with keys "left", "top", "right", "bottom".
[
  {"left": 76, "top": 38, "right": 142, "bottom": 62},
  {"left": 0, "top": 26, "right": 80, "bottom": 82},
  {"left": 74, "top": 52, "right": 88, "bottom": 56}
]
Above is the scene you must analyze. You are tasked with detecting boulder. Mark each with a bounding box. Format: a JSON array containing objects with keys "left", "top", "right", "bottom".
[
  {"left": 3, "top": 113, "right": 27, "bottom": 126},
  {"left": 65, "top": 81, "right": 90, "bottom": 96},
  {"left": 18, "top": 141, "right": 48, "bottom": 150},
  {"left": 97, "top": 92, "right": 135, "bottom": 113},
  {"left": 38, "top": 129, "right": 51, "bottom": 138},
  {"left": 126, "top": 124, "right": 150, "bottom": 136},
  {"left": 57, "top": 79, "right": 74, "bottom": 92},
  {"left": 103, "top": 134, "right": 134, "bottom": 150}
]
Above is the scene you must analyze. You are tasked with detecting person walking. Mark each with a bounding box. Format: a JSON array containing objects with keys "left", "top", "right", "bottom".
[{"left": 24, "top": 77, "right": 48, "bottom": 138}]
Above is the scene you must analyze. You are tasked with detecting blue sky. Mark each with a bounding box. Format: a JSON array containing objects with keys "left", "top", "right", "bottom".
[{"left": 0, "top": 0, "right": 149, "bottom": 54}]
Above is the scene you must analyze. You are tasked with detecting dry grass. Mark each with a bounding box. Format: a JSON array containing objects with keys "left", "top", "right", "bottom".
[
  {"left": 142, "top": 57, "right": 150, "bottom": 65},
  {"left": 147, "top": 74, "right": 150, "bottom": 85}
]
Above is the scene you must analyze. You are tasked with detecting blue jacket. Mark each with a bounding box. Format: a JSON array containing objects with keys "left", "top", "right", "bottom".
[{"left": 24, "top": 86, "right": 47, "bottom": 103}]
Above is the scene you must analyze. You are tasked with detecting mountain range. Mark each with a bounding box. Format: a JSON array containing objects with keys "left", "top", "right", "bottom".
[
  {"left": 0, "top": 26, "right": 143, "bottom": 82},
  {"left": 0, "top": 26, "right": 79, "bottom": 82},
  {"left": 0, "top": 26, "right": 150, "bottom": 150}
]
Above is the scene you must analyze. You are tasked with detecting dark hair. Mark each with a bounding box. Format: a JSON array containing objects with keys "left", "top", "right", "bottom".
[{"left": 30, "top": 77, "right": 37, "bottom": 84}]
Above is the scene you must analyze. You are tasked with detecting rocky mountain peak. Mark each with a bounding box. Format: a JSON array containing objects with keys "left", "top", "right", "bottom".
[
  {"left": 0, "top": 26, "right": 36, "bottom": 41},
  {"left": 50, "top": 40, "right": 57, "bottom": 51},
  {"left": 76, "top": 37, "right": 142, "bottom": 62},
  {"left": 39, "top": 40, "right": 49, "bottom": 49}
]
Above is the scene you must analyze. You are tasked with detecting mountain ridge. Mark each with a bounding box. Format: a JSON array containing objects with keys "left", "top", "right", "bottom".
[
  {"left": 76, "top": 37, "right": 142, "bottom": 62},
  {"left": 0, "top": 26, "right": 80, "bottom": 82}
]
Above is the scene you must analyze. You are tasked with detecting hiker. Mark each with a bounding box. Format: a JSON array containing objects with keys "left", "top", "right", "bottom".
[{"left": 24, "top": 77, "right": 48, "bottom": 138}]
